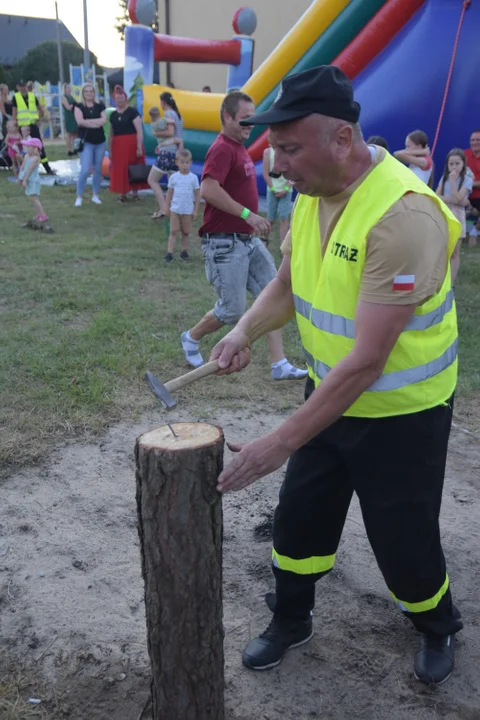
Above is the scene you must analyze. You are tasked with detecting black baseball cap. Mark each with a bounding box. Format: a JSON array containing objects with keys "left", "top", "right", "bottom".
[
  {"left": 18, "top": 79, "right": 26, "bottom": 86},
  {"left": 240, "top": 65, "right": 360, "bottom": 126}
]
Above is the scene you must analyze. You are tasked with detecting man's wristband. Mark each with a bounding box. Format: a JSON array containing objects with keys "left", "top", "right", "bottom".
[{"left": 240, "top": 207, "right": 251, "bottom": 220}]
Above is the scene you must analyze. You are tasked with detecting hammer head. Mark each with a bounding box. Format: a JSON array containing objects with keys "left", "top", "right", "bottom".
[{"left": 145, "top": 370, "right": 177, "bottom": 410}]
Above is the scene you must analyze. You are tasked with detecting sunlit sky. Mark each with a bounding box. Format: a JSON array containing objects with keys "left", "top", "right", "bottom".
[{"left": 0, "top": 0, "right": 126, "bottom": 68}]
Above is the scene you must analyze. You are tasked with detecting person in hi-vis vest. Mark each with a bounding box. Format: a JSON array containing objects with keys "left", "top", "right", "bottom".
[
  {"left": 211, "top": 66, "right": 463, "bottom": 687},
  {"left": 12, "top": 80, "right": 54, "bottom": 175}
]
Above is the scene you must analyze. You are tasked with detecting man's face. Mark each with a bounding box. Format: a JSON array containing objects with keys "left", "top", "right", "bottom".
[
  {"left": 223, "top": 100, "right": 255, "bottom": 144},
  {"left": 470, "top": 132, "right": 480, "bottom": 156},
  {"left": 18, "top": 84, "right": 26, "bottom": 94},
  {"left": 270, "top": 114, "right": 354, "bottom": 197}
]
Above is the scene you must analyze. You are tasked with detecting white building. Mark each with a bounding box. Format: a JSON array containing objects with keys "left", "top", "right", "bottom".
[{"left": 156, "top": 0, "right": 312, "bottom": 91}]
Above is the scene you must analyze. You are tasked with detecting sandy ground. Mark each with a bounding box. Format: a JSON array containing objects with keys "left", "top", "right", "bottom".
[{"left": 1, "top": 403, "right": 480, "bottom": 720}]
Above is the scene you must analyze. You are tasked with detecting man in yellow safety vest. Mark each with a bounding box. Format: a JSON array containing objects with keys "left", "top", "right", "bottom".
[
  {"left": 12, "top": 80, "right": 54, "bottom": 175},
  {"left": 211, "top": 66, "right": 463, "bottom": 685}
]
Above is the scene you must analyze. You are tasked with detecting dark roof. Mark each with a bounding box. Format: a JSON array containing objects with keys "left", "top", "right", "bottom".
[{"left": 0, "top": 14, "right": 81, "bottom": 66}]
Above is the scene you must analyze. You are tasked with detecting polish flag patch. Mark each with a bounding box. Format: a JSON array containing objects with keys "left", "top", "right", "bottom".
[{"left": 392, "top": 274, "right": 415, "bottom": 291}]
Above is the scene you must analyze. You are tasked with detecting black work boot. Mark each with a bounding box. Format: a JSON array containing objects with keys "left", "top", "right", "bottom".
[
  {"left": 242, "top": 614, "right": 313, "bottom": 670},
  {"left": 414, "top": 633, "right": 456, "bottom": 685}
]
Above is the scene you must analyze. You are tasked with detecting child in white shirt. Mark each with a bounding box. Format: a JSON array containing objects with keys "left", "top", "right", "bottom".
[{"left": 164, "top": 148, "right": 200, "bottom": 263}]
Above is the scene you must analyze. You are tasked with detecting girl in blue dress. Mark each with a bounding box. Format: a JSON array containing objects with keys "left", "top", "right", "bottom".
[{"left": 18, "top": 137, "right": 48, "bottom": 222}]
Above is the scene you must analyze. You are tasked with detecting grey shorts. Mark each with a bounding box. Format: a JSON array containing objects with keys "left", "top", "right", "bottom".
[{"left": 202, "top": 234, "right": 277, "bottom": 324}]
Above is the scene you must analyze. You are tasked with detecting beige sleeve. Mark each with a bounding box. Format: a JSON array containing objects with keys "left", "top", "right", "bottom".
[{"left": 359, "top": 194, "right": 449, "bottom": 305}]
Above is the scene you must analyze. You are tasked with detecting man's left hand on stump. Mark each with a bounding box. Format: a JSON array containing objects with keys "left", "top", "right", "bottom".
[{"left": 217, "top": 432, "right": 290, "bottom": 493}]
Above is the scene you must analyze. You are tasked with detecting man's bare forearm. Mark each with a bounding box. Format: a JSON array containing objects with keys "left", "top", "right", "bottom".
[
  {"left": 201, "top": 183, "right": 244, "bottom": 217},
  {"left": 236, "top": 276, "right": 295, "bottom": 343}
]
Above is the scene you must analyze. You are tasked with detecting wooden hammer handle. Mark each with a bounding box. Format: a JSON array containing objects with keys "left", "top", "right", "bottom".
[{"left": 164, "top": 360, "right": 220, "bottom": 393}]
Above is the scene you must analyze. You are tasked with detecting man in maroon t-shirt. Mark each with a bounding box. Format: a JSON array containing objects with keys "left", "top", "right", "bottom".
[
  {"left": 180, "top": 91, "right": 307, "bottom": 381},
  {"left": 465, "top": 130, "right": 480, "bottom": 211},
  {"left": 465, "top": 130, "right": 480, "bottom": 243}
]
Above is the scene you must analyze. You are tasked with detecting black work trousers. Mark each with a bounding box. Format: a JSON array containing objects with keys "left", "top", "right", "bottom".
[
  {"left": 272, "top": 379, "right": 463, "bottom": 637},
  {"left": 29, "top": 123, "right": 53, "bottom": 174}
]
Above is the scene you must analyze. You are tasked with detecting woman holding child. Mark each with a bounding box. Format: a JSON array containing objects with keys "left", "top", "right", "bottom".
[
  {"left": 148, "top": 91, "right": 184, "bottom": 219},
  {"left": 109, "top": 85, "right": 146, "bottom": 202}
]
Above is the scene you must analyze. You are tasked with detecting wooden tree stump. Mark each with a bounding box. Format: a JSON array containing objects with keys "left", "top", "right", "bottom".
[{"left": 135, "top": 422, "right": 225, "bottom": 720}]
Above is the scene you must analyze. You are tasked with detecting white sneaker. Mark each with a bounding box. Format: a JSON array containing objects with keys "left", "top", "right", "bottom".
[
  {"left": 74, "top": 197, "right": 83, "bottom": 207},
  {"left": 91, "top": 195, "right": 102, "bottom": 205},
  {"left": 180, "top": 331, "right": 204, "bottom": 368},
  {"left": 272, "top": 359, "right": 309, "bottom": 381}
]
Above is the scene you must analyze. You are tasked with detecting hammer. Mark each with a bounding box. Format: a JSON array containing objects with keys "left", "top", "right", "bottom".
[{"left": 145, "top": 361, "right": 220, "bottom": 410}]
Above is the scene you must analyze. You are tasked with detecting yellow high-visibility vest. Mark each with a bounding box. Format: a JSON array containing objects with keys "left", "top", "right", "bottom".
[
  {"left": 291, "top": 151, "right": 461, "bottom": 418},
  {"left": 14, "top": 91, "right": 38, "bottom": 126}
]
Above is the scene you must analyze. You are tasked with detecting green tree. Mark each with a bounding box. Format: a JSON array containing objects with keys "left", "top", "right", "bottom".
[
  {"left": 128, "top": 72, "right": 144, "bottom": 106},
  {"left": 116, "top": 0, "right": 158, "bottom": 40},
  {"left": 0, "top": 65, "right": 13, "bottom": 86},
  {"left": 9, "top": 41, "right": 100, "bottom": 85},
  {"left": 115, "top": 0, "right": 130, "bottom": 40}
]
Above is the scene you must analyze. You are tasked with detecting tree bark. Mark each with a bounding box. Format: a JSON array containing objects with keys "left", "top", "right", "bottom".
[{"left": 136, "top": 422, "right": 225, "bottom": 720}]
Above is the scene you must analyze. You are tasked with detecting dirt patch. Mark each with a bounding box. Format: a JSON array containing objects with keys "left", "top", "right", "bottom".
[{"left": 1, "top": 406, "right": 479, "bottom": 719}]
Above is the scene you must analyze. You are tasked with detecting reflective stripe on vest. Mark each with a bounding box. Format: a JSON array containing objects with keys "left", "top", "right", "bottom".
[
  {"left": 304, "top": 338, "right": 458, "bottom": 392},
  {"left": 272, "top": 548, "right": 335, "bottom": 575},
  {"left": 390, "top": 574, "right": 449, "bottom": 613},
  {"left": 290, "top": 150, "right": 461, "bottom": 417},
  {"left": 294, "top": 288, "right": 455, "bottom": 339},
  {"left": 14, "top": 92, "right": 38, "bottom": 126}
]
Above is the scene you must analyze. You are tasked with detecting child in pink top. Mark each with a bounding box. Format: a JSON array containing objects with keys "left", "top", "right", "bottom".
[{"left": 5, "top": 120, "right": 23, "bottom": 174}]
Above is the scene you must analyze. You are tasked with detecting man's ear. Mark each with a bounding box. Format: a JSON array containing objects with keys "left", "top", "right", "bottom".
[{"left": 336, "top": 124, "right": 354, "bottom": 158}]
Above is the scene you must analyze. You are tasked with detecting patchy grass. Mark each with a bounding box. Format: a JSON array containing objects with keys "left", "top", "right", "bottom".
[
  {"left": 1, "top": 143, "right": 480, "bottom": 473},
  {"left": 455, "top": 247, "right": 480, "bottom": 395},
  {"left": 0, "top": 674, "right": 56, "bottom": 719},
  {"left": 0, "top": 144, "right": 305, "bottom": 473}
]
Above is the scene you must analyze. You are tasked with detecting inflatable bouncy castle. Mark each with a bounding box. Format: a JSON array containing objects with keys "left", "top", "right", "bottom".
[{"left": 125, "top": 0, "right": 480, "bottom": 194}]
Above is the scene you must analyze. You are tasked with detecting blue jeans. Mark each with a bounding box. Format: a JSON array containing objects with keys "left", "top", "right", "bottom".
[
  {"left": 77, "top": 141, "right": 106, "bottom": 197},
  {"left": 201, "top": 235, "right": 277, "bottom": 324}
]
